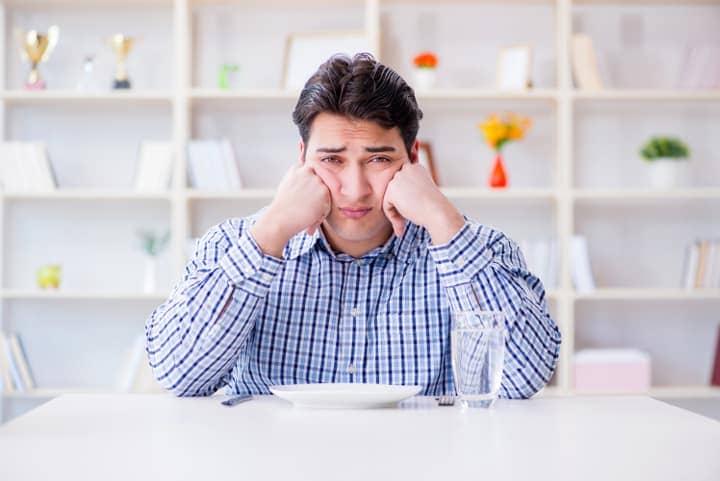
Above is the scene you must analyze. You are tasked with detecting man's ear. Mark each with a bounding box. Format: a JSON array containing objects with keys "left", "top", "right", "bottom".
[
  {"left": 299, "top": 140, "right": 306, "bottom": 165},
  {"left": 409, "top": 139, "right": 420, "bottom": 164}
]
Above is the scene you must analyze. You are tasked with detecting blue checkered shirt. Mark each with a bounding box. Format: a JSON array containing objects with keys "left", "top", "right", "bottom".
[{"left": 145, "top": 212, "right": 561, "bottom": 398}]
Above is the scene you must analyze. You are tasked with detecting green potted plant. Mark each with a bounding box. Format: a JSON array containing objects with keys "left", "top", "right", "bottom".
[
  {"left": 137, "top": 229, "right": 170, "bottom": 293},
  {"left": 639, "top": 136, "right": 690, "bottom": 189}
]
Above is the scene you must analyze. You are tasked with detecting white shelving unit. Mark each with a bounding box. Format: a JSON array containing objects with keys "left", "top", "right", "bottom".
[{"left": 1, "top": 0, "right": 720, "bottom": 422}]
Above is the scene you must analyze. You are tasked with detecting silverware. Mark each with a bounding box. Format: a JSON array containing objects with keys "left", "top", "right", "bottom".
[
  {"left": 437, "top": 395, "right": 455, "bottom": 406},
  {"left": 221, "top": 394, "right": 253, "bottom": 407}
]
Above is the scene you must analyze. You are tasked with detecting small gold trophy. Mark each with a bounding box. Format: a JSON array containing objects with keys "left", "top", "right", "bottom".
[
  {"left": 110, "top": 34, "right": 134, "bottom": 89},
  {"left": 19, "top": 26, "right": 59, "bottom": 90}
]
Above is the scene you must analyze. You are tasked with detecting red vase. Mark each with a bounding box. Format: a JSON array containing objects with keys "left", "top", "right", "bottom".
[{"left": 489, "top": 152, "right": 508, "bottom": 188}]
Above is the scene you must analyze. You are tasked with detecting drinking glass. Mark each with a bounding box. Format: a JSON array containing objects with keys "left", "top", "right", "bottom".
[{"left": 451, "top": 310, "right": 506, "bottom": 408}]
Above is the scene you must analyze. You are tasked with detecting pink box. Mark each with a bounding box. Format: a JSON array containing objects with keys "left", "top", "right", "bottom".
[{"left": 573, "top": 349, "right": 652, "bottom": 393}]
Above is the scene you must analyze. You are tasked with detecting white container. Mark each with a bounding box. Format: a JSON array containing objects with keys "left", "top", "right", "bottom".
[
  {"left": 412, "top": 68, "right": 436, "bottom": 90},
  {"left": 647, "top": 159, "right": 690, "bottom": 189}
]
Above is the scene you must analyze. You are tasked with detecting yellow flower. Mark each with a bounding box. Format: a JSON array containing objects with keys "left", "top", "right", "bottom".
[{"left": 478, "top": 113, "right": 532, "bottom": 151}]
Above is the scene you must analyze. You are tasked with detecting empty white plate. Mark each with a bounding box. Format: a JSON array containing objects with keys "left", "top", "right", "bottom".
[{"left": 269, "top": 383, "right": 423, "bottom": 409}]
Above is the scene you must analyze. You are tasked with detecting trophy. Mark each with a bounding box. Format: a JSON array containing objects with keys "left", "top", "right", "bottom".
[
  {"left": 19, "top": 26, "right": 59, "bottom": 90},
  {"left": 110, "top": 34, "right": 134, "bottom": 89}
]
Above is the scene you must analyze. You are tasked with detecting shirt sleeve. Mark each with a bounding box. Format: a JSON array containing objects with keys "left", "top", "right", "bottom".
[
  {"left": 427, "top": 221, "right": 562, "bottom": 399},
  {"left": 144, "top": 217, "right": 284, "bottom": 397}
]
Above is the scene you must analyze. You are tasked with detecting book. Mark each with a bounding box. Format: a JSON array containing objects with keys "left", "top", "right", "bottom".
[
  {"left": 187, "top": 139, "right": 243, "bottom": 191},
  {"left": 134, "top": 141, "right": 174, "bottom": 192},
  {"left": 116, "top": 334, "right": 147, "bottom": 392},
  {"left": 571, "top": 34, "right": 604, "bottom": 90},
  {"left": 571, "top": 235, "right": 595, "bottom": 293},
  {"left": 8, "top": 332, "right": 35, "bottom": 390},
  {"left": 0, "top": 332, "right": 15, "bottom": 393},
  {"left": 0, "top": 142, "right": 57, "bottom": 192},
  {"left": 712, "top": 325, "right": 720, "bottom": 387},
  {"left": 1, "top": 332, "right": 24, "bottom": 392}
]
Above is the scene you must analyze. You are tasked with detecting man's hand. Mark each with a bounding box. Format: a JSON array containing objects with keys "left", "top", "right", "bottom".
[
  {"left": 249, "top": 162, "right": 331, "bottom": 258},
  {"left": 382, "top": 163, "right": 465, "bottom": 245}
]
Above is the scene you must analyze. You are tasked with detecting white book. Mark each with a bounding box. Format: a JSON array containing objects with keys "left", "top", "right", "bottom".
[
  {"left": 0, "top": 332, "right": 15, "bottom": 393},
  {"left": 0, "top": 143, "right": 26, "bottom": 192},
  {"left": 219, "top": 138, "right": 242, "bottom": 190},
  {"left": 116, "top": 334, "right": 147, "bottom": 392},
  {"left": 571, "top": 34, "right": 604, "bottom": 90},
  {"left": 682, "top": 242, "right": 699, "bottom": 289},
  {"left": 29, "top": 142, "right": 57, "bottom": 191},
  {"left": 571, "top": 235, "right": 595, "bottom": 293},
  {"left": 135, "top": 141, "right": 174, "bottom": 192},
  {"left": 187, "top": 140, "right": 230, "bottom": 190},
  {"left": 1, "top": 332, "right": 24, "bottom": 392},
  {"left": 9, "top": 332, "right": 35, "bottom": 390}
]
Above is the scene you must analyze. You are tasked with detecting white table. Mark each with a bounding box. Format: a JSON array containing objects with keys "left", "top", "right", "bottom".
[{"left": 0, "top": 394, "right": 719, "bottom": 481}]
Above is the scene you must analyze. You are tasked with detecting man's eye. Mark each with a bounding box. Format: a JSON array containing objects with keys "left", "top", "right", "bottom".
[
  {"left": 321, "top": 156, "right": 341, "bottom": 164},
  {"left": 370, "top": 156, "right": 391, "bottom": 163}
]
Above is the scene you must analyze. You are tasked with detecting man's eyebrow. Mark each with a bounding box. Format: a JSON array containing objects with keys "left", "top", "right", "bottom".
[
  {"left": 315, "top": 146, "right": 397, "bottom": 154},
  {"left": 315, "top": 147, "right": 347, "bottom": 153},
  {"left": 365, "top": 146, "right": 396, "bottom": 153}
]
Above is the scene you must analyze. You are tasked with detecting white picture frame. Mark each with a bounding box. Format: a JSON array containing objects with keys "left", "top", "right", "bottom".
[
  {"left": 282, "top": 30, "right": 371, "bottom": 90},
  {"left": 496, "top": 45, "right": 533, "bottom": 90}
]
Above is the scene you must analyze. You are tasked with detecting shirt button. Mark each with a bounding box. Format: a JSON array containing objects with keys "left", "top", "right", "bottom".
[
  {"left": 350, "top": 307, "right": 359, "bottom": 317},
  {"left": 355, "top": 259, "right": 363, "bottom": 267},
  {"left": 347, "top": 363, "right": 355, "bottom": 374},
  {"left": 210, "top": 324, "right": 221, "bottom": 335},
  {"left": 262, "top": 273, "right": 272, "bottom": 282}
]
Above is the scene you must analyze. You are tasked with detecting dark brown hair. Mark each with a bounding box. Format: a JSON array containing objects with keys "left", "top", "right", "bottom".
[{"left": 292, "top": 52, "right": 423, "bottom": 156}]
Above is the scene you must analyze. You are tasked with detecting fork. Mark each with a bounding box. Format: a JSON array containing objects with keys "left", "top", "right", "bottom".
[{"left": 437, "top": 395, "right": 455, "bottom": 406}]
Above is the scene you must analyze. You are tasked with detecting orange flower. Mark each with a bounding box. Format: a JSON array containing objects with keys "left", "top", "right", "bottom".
[
  {"left": 413, "top": 52, "right": 438, "bottom": 69},
  {"left": 478, "top": 113, "right": 532, "bottom": 152}
]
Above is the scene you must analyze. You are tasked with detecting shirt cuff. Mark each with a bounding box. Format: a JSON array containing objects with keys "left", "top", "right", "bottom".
[
  {"left": 218, "top": 230, "right": 284, "bottom": 297},
  {"left": 427, "top": 222, "right": 494, "bottom": 288}
]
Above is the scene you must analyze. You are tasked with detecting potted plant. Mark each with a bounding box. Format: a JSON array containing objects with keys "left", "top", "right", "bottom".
[
  {"left": 138, "top": 229, "right": 170, "bottom": 293},
  {"left": 478, "top": 113, "right": 532, "bottom": 188},
  {"left": 412, "top": 51, "right": 438, "bottom": 90},
  {"left": 639, "top": 136, "right": 690, "bottom": 189}
]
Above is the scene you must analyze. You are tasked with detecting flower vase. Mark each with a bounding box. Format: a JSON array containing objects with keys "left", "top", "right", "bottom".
[
  {"left": 412, "top": 68, "right": 436, "bottom": 90},
  {"left": 489, "top": 152, "right": 508, "bottom": 188},
  {"left": 143, "top": 256, "right": 157, "bottom": 294}
]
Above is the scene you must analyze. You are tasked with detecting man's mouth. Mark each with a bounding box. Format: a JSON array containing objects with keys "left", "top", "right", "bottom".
[{"left": 340, "top": 207, "right": 372, "bottom": 219}]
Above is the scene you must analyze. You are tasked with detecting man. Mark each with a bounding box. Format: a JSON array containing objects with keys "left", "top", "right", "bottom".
[{"left": 146, "top": 53, "right": 561, "bottom": 398}]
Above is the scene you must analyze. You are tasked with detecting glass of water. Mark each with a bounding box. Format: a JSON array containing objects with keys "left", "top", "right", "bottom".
[{"left": 451, "top": 310, "right": 506, "bottom": 408}]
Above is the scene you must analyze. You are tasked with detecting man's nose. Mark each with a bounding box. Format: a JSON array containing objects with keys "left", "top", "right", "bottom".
[{"left": 339, "top": 165, "right": 372, "bottom": 199}]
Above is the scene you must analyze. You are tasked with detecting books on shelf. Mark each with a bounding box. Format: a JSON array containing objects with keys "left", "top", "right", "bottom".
[
  {"left": 675, "top": 45, "right": 720, "bottom": 90},
  {"left": 0, "top": 141, "right": 58, "bottom": 193},
  {"left": 712, "top": 325, "right": 720, "bottom": 387},
  {"left": 134, "top": 141, "right": 174, "bottom": 193},
  {"left": 681, "top": 238, "right": 720, "bottom": 289},
  {"left": 570, "top": 235, "right": 596, "bottom": 293},
  {"left": 187, "top": 139, "right": 243, "bottom": 191},
  {"left": 571, "top": 34, "right": 604, "bottom": 90},
  {"left": 519, "top": 239, "right": 558, "bottom": 290},
  {"left": 0, "top": 331, "right": 36, "bottom": 394},
  {"left": 115, "top": 334, "right": 163, "bottom": 393}
]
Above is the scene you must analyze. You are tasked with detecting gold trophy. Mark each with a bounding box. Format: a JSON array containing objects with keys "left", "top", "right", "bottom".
[
  {"left": 19, "top": 26, "right": 59, "bottom": 90},
  {"left": 110, "top": 34, "right": 134, "bottom": 89}
]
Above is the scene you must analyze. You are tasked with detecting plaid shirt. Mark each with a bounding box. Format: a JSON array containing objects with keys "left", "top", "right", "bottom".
[{"left": 145, "top": 212, "right": 561, "bottom": 398}]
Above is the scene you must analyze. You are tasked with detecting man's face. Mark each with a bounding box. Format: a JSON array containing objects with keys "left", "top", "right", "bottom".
[{"left": 301, "top": 112, "right": 418, "bottom": 255}]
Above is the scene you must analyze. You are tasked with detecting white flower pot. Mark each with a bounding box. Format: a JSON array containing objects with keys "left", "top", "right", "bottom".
[
  {"left": 143, "top": 257, "right": 157, "bottom": 294},
  {"left": 647, "top": 159, "right": 690, "bottom": 189},
  {"left": 412, "top": 68, "right": 436, "bottom": 90}
]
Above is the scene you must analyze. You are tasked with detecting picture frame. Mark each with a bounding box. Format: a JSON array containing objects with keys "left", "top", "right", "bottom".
[
  {"left": 418, "top": 141, "right": 439, "bottom": 186},
  {"left": 282, "top": 31, "right": 371, "bottom": 90},
  {"left": 496, "top": 45, "right": 533, "bottom": 90}
]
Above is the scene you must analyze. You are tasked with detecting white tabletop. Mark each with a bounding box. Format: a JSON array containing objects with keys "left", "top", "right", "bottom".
[{"left": 0, "top": 394, "right": 719, "bottom": 481}]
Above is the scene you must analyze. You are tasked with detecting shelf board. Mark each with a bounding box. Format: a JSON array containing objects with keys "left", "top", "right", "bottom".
[
  {"left": 546, "top": 387, "right": 720, "bottom": 398},
  {"left": 441, "top": 187, "right": 556, "bottom": 200},
  {"left": 415, "top": 89, "right": 557, "bottom": 101},
  {"left": 1, "top": 90, "right": 173, "bottom": 103},
  {"left": 572, "top": 89, "right": 720, "bottom": 101},
  {"left": 573, "top": 188, "right": 720, "bottom": 201},
  {"left": 1, "top": 290, "right": 170, "bottom": 301},
  {"left": 573, "top": 288, "right": 720, "bottom": 301},
  {"left": 191, "top": 89, "right": 299, "bottom": 100},
  {"left": 1, "top": 190, "right": 172, "bottom": 201},
  {"left": 185, "top": 189, "right": 275, "bottom": 199}
]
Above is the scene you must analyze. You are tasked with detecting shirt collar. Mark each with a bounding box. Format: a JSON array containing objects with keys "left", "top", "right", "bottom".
[{"left": 284, "top": 220, "right": 423, "bottom": 264}]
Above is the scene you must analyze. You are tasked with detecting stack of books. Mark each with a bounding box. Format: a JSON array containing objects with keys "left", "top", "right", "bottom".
[
  {"left": 0, "top": 142, "right": 57, "bottom": 192},
  {"left": 682, "top": 238, "right": 720, "bottom": 288},
  {"left": 0, "top": 331, "right": 35, "bottom": 394}
]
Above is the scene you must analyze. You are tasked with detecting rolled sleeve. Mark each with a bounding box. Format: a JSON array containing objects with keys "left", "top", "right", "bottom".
[
  {"left": 427, "top": 222, "right": 494, "bottom": 288},
  {"left": 219, "top": 230, "right": 285, "bottom": 298}
]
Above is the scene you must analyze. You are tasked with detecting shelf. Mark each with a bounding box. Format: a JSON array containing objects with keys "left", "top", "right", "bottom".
[
  {"left": 571, "top": 89, "right": 720, "bottom": 101},
  {"left": 573, "top": 189, "right": 720, "bottom": 202},
  {"left": 415, "top": 89, "right": 558, "bottom": 101},
  {"left": 1, "top": 90, "right": 173, "bottom": 104},
  {"left": 545, "top": 387, "right": 720, "bottom": 398},
  {"left": 573, "top": 288, "right": 720, "bottom": 301},
  {"left": 1, "top": 190, "right": 172, "bottom": 201},
  {"left": 1, "top": 290, "right": 171, "bottom": 301},
  {"left": 441, "top": 187, "right": 556, "bottom": 200},
  {"left": 191, "top": 89, "right": 299, "bottom": 100},
  {"left": 2, "top": 388, "right": 113, "bottom": 399},
  {"left": 185, "top": 189, "right": 276, "bottom": 199}
]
